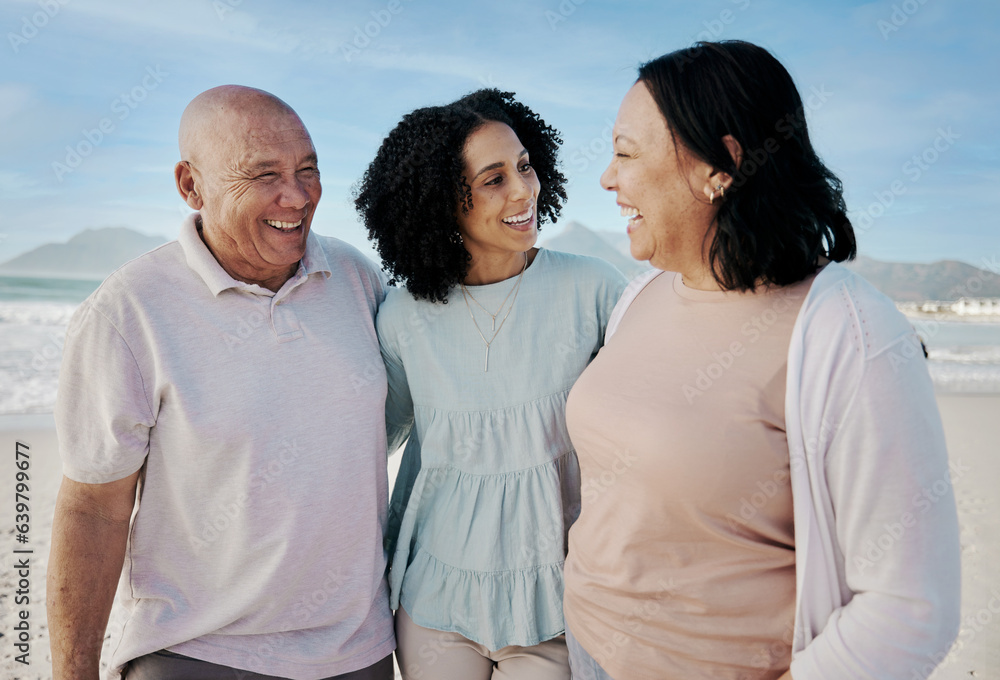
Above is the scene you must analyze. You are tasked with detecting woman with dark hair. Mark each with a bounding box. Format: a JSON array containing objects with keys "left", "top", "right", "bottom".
[
  {"left": 561, "top": 41, "right": 960, "bottom": 680},
  {"left": 355, "top": 89, "right": 626, "bottom": 679}
]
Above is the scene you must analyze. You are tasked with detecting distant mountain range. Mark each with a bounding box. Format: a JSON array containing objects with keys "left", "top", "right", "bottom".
[
  {"left": 542, "top": 220, "right": 650, "bottom": 279},
  {"left": 844, "top": 255, "right": 1000, "bottom": 302},
  {"left": 0, "top": 227, "right": 167, "bottom": 280},
  {"left": 543, "top": 221, "right": 1000, "bottom": 302},
  {"left": 2, "top": 224, "right": 998, "bottom": 303}
]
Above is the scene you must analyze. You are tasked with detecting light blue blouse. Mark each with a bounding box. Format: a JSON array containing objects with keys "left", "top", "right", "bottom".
[{"left": 378, "top": 248, "right": 627, "bottom": 651}]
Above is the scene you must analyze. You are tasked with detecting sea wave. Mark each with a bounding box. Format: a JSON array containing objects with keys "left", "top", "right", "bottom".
[
  {"left": 927, "top": 346, "right": 1000, "bottom": 365},
  {"left": 0, "top": 368, "right": 61, "bottom": 415},
  {"left": 0, "top": 306, "right": 70, "bottom": 415},
  {"left": 0, "top": 300, "right": 79, "bottom": 326},
  {"left": 928, "top": 361, "right": 1000, "bottom": 394},
  {"left": 1, "top": 301, "right": 1000, "bottom": 415}
]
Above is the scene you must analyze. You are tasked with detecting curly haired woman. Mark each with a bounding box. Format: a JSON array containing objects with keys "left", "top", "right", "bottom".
[{"left": 355, "top": 89, "right": 627, "bottom": 680}]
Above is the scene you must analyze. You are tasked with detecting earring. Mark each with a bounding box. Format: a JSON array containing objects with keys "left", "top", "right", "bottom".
[{"left": 710, "top": 183, "right": 724, "bottom": 204}]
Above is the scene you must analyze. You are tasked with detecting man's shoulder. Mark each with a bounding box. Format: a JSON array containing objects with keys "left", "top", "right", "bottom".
[
  {"left": 107, "top": 238, "right": 183, "bottom": 278},
  {"left": 84, "top": 240, "right": 186, "bottom": 311},
  {"left": 310, "top": 234, "right": 386, "bottom": 314},
  {"left": 312, "top": 234, "right": 381, "bottom": 276}
]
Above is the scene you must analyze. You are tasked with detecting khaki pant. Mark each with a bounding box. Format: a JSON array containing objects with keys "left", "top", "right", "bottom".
[
  {"left": 123, "top": 649, "right": 394, "bottom": 680},
  {"left": 395, "top": 607, "right": 569, "bottom": 680}
]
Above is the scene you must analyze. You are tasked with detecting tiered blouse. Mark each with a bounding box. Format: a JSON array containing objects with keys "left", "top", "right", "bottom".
[{"left": 377, "top": 249, "right": 626, "bottom": 650}]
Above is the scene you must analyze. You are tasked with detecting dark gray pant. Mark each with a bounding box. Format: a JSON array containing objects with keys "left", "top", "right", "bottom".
[{"left": 123, "top": 649, "right": 394, "bottom": 680}]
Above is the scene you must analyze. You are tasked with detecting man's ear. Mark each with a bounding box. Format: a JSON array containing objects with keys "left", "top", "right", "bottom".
[{"left": 175, "top": 161, "right": 203, "bottom": 210}]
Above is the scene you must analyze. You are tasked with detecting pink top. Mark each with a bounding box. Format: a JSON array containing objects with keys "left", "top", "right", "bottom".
[{"left": 564, "top": 271, "right": 813, "bottom": 680}]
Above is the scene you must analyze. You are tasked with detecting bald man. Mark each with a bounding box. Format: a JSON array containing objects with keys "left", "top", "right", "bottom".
[{"left": 47, "top": 86, "right": 395, "bottom": 680}]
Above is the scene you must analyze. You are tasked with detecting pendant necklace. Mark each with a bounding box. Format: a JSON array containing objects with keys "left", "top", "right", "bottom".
[{"left": 460, "top": 252, "right": 527, "bottom": 372}]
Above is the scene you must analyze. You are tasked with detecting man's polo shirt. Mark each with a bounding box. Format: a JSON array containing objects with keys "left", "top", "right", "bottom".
[{"left": 56, "top": 213, "right": 394, "bottom": 679}]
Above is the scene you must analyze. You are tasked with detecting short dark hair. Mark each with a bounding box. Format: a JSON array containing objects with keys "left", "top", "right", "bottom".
[
  {"left": 638, "top": 40, "right": 856, "bottom": 291},
  {"left": 354, "top": 89, "right": 566, "bottom": 303}
]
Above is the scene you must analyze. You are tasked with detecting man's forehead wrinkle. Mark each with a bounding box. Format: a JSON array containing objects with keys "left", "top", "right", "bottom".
[
  {"left": 244, "top": 123, "right": 312, "bottom": 144},
  {"left": 184, "top": 118, "right": 313, "bottom": 183},
  {"left": 233, "top": 132, "right": 316, "bottom": 174}
]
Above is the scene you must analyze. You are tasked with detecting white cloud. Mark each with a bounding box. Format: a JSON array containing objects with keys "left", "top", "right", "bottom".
[{"left": 0, "top": 171, "right": 57, "bottom": 199}]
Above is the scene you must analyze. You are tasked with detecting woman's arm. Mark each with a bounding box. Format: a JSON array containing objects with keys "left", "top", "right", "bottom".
[{"left": 790, "top": 292, "right": 960, "bottom": 679}]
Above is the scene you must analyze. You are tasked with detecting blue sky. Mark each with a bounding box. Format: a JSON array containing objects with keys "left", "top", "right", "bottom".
[{"left": 1, "top": 0, "right": 997, "bottom": 267}]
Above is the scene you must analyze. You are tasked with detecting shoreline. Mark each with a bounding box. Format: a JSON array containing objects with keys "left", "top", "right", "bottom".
[{"left": 0, "top": 413, "right": 56, "bottom": 431}]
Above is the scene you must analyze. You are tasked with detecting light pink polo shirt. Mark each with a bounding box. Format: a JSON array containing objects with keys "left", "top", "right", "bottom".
[{"left": 56, "top": 214, "right": 394, "bottom": 679}]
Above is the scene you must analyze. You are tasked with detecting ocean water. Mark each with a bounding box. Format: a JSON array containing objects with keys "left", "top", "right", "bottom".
[
  {"left": 1, "top": 275, "right": 999, "bottom": 415},
  {"left": 909, "top": 318, "right": 1000, "bottom": 393},
  {"left": 0, "top": 276, "right": 101, "bottom": 414}
]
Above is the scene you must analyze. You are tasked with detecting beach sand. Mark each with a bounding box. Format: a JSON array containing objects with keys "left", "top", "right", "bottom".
[
  {"left": 930, "top": 395, "right": 1000, "bottom": 680},
  {"left": 0, "top": 397, "right": 996, "bottom": 679}
]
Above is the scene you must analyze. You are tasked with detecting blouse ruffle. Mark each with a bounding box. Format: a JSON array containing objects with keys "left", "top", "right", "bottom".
[{"left": 387, "top": 392, "right": 580, "bottom": 650}]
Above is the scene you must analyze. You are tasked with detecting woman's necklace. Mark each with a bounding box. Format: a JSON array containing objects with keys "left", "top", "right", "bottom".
[{"left": 460, "top": 252, "right": 527, "bottom": 372}]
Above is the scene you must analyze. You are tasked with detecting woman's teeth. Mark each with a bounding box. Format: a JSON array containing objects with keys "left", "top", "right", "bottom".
[
  {"left": 502, "top": 209, "right": 533, "bottom": 226},
  {"left": 264, "top": 219, "right": 302, "bottom": 231},
  {"left": 620, "top": 206, "right": 642, "bottom": 221},
  {"left": 621, "top": 206, "right": 642, "bottom": 234}
]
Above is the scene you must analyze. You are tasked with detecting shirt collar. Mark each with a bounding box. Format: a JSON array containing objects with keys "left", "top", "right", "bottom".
[{"left": 178, "top": 212, "right": 332, "bottom": 297}]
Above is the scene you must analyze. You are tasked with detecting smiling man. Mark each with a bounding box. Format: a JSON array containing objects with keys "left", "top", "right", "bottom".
[{"left": 47, "top": 86, "right": 395, "bottom": 680}]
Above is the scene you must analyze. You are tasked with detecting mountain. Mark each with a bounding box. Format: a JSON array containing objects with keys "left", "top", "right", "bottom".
[
  {"left": 0, "top": 227, "right": 168, "bottom": 280},
  {"left": 8, "top": 224, "right": 997, "bottom": 303},
  {"left": 542, "top": 221, "right": 649, "bottom": 278},
  {"left": 594, "top": 229, "right": 633, "bottom": 259},
  {"left": 542, "top": 221, "right": 1000, "bottom": 302},
  {"left": 844, "top": 255, "right": 1000, "bottom": 302}
]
